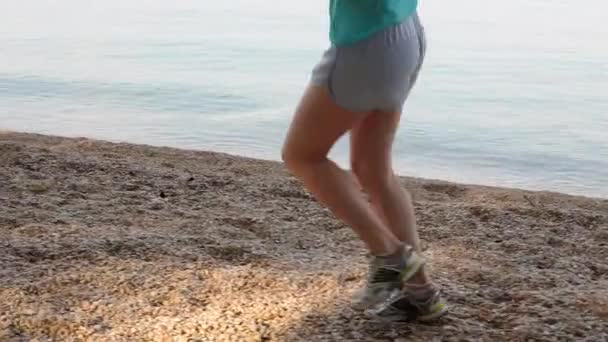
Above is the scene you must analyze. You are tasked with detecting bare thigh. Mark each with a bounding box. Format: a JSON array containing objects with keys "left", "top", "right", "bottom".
[{"left": 282, "top": 85, "right": 370, "bottom": 162}]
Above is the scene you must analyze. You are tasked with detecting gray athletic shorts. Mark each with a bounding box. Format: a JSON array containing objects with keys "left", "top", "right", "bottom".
[{"left": 311, "top": 12, "right": 426, "bottom": 113}]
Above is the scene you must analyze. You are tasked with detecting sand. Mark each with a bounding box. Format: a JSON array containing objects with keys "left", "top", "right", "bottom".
[{"left": 1, "top": 131, "right": 607, "bottom": 341}]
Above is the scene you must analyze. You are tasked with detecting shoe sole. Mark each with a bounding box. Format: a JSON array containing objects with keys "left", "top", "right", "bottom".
[
  {"left": 418, "top": 302, "right": 449, "bottom": 322},
  {"left": 366, "top": 302, "right": 449, "bottom": 323}
]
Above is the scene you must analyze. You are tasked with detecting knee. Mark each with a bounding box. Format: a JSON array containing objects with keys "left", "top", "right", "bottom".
[
  {"left": 281, "top": 143, "right": 299, "bottom": 172},
  {"left": 281, "top": 142, "right": 320, "bottom": 176}
]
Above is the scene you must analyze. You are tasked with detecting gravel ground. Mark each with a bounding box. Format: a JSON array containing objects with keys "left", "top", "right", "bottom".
[{"left": 1, "top": 131, "right": 607, "bottom": 341}]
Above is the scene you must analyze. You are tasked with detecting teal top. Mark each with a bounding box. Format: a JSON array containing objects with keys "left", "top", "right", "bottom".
[{"left": 329, "top": 0, "right": 418, "bottom": 46}]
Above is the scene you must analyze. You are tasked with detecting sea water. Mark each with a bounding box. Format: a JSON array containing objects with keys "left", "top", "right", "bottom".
[{"left": 1, "top": 0, "right": 606, "bottom": 197}]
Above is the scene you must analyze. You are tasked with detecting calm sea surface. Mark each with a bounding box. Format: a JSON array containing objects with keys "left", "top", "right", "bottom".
[{"left": 1, "top": 0, "right": 607, "bottom": 197}]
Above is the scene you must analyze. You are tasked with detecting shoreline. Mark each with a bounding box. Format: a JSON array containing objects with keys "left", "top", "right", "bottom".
[
  {"left": 1, "top": 131, "right": 607, "bottom": 340},
  {"left": 3, "top": 129, "right": 605, "bottom": 201}
]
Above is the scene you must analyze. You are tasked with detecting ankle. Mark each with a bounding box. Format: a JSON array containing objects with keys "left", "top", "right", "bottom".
[
  {"left": 374, "top": 243, "right": 406, "bottom": 264},
  {"left": 383, "top": 243, "right": 405, "bottom": 256},
  {"left": 370, "top": 239, "right": 403, "bottom": 258}
]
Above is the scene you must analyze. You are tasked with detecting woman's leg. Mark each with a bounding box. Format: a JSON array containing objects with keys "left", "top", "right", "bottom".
[
  {"left": 281, "top": 85, "right": 401, "bottom": 256},
  {"left": 283, "top": 84, "right": 426, "bottom": 310},
  {"left": 350, "top": 110, "right": 430, "bottom": 285}
]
